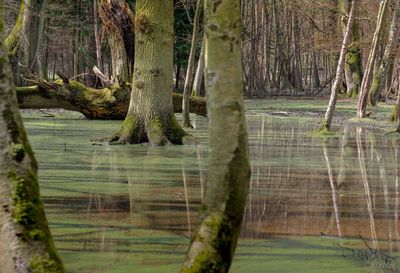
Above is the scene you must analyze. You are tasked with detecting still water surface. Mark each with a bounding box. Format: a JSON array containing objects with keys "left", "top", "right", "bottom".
[{"left": 23, "top": 107, "right": 400, "bottom": 273}]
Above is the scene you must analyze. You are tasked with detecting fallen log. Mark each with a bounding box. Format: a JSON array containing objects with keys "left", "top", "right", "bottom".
[{"left": 16, "top": 79, "right": 207, "bottom": 119}]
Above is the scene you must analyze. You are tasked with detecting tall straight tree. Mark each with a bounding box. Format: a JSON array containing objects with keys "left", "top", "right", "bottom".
[
  {"left": 357, "top": 0, "right": 389, "bottom": 118},
  {"left": 180, "top": 0, "right": 250, "bottom": 271},
  {"left": 321, "top": 0, "right": 358, "bottom": 131},
  {"left": 5, "top": 0, "right": 48, "bottom": 83},
  {"left": 182, "top": 0, "right": 203, "bottom": 128},
  {"left": 107, "top": 0, "right": 187, "bottom": 145},
  {"left": 369, "top": 1, "right": 400, "bottom": 106},
  {"left": 0, "top": 1, "right": 65, "bottom": 272}
]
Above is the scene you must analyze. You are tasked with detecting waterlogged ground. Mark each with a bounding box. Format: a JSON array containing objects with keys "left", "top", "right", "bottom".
[{"left": 23, "top": 99, "right": 400, "bottom": 273}]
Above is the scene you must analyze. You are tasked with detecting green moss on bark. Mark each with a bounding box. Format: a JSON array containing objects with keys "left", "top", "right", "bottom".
[{"left": 30, "top": 254, "right": 63, "bottom": 273}]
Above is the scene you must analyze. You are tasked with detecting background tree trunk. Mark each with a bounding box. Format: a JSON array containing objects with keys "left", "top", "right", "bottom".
[
  {"left": 180, "top": 0, "right": 250, "bottom": 271},
  {"left": 368, "top": 1, "right": 400, "bottom": 106},
  {"left": 339, "top": 0, "right": 363, "bottom": 98},
  {"left": 357, "top": 0, "right": 389, "bottom": 118},
  {"left": 182, "top": 0, "right": 203, "bottom": 128},
  {"left": 0, "top": 4, "right": 65, "bottom": 272},
  {"left": 191, "top": 40, "right": 205, "bottom": 97},
  {"left": 322, "top": 0, "right": 357, "bottom": 130}
]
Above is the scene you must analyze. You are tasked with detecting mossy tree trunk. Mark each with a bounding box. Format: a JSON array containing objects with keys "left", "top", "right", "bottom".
[
  {"left": 15, "top": 78, "right": 207, "bottom": 119},
  {"left": 5, "top": 0, "right": 48, "bottom": 84},
  {"left": 98, "top": 0, "right": 135, "bottom": 83},
  {"left": 322, "top": 0, "right": 357, "bottom": 131},
  {"left": 357, "top": 0, "right": 389, "bottom": 118},
  {"left": 339, "top": 0, "right": 363, "bottom": 98},
  {"left": 109, "top": 0, "right": 187, "bottom": 145},
  {"left": 368, "top": 1, "right": 400, "bottom": 106},
  {"left": 0, "top": 4, "right": 65, "bottom": 272},
  {"left": 180, "top": 0, "right": 250, "bottom": 272},
  {"left": 182, "top": 0, "right": 203, "bottom": 128}
]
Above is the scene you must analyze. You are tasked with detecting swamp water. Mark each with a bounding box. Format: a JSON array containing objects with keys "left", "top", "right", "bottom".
[{"left": 23, "top": 105, "right": 400, "bottom": 273}]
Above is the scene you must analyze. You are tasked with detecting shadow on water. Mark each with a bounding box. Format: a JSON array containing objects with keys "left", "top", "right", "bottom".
[{"left": 23, "top": 109, "right": 400, "bottom": 273}]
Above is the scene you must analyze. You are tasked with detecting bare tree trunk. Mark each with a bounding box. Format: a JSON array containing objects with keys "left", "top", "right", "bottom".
[
  {"left": 321, "top": 0, "right": 357, "bottom": 131},
  {"left": 182, "top": 0, "right": 203, "bottom": 128},
  {"left": 191, "top": 39, "right": 205, "bottom": 97},
  {"left": 0, "top": 5, "right": 65, "bottom": 272},
  {"left": 357, "top": 0, "right": 389, "bottom": 118},
  {"left": 180, "top": 0, "right": 250, "bottom": 271},
  {"left": 369, "top": 1, "right": 400, "bottom": 106},
  {"left": 93, "top": 0, "right": 103, "bottom": 72}
]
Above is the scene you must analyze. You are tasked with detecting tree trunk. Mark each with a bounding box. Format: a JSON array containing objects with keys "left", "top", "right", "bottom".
[
  {"left": 369, "top": 1, "right": 400, "bottom": 106},
  {"left": 15, "top": 79, "right": 207, "bottom": 119},
  {"left": 0, "top": 6, "right": 65, "bottom": 272},
  {"left": 99, "top": 0, "right": 135, "bottom": 83},
  {"left": 182, "top": 0, "right": 203, "bottom": 128},
  {"left": 5, "top": 0, "right": 48, "bottom": 84},
  {"left": 180, "top": 0, "right": 250, "bottom": 271},
  {"left": 339, "top": 0, "right": 363, "bottom": 98},
  {"left": 357, "top": 0, "right": 389, "bottom": 118},
  {"left": 93, "top": 0, "right": 103, "bottom": 72},
  {"left": 109, "top": 0, "right": 187, "bottom": 145},
  {"left": 322, "top": 0, "right": 357, "bottom": 131},
  {"left": 192, "top": 40, "right": 205, "bottom": 97}
]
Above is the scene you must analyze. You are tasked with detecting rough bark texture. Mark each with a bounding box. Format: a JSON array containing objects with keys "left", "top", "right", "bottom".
[
  {"left": 322, "top": 0, "right": 357, "bottom": 131},
  {"left": 109, "top": 0, "right": 187, "bottom": 145},
  {"left": 15, "top": 79, "right": 207, "bottom": 119},
  {"left": 0, "top": 5, "right": 65, "bottom": 272},
  {"left": 182, "top": 0, "right": 203, "bottom": 128},
  {"left": 339, "top": 0, "right": 363, "bottom": 98},
  {"left": 180, "top": 0, "right": 250, "bottom": 272},
  {"left": 5, "top": 0, "right": 48, "bottom": 84},
  {"left": 369, "top": 1, "right": 400, "bottom": 106},
  {"left": 357, "top": 0, "right": 389, "bottom": 118},
  {"left": 99, "top": 0, "right": 134, "bottom": 83}
]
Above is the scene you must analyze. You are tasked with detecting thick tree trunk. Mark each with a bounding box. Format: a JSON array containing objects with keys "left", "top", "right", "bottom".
[
  {"left": 322, "top": 0, "right": 357, "bottom": 131},
  {"left": 5, "top": 0, "right": 48, "bottom": 84},
  {"left": 357, "top": 0, "right": 389, "bottom": 118},
  {"left": 339, "top": 0, "right": 363, "bottom": 98},
  {"left": 109, "top": 0, "right": 187, "bottom": 145},
  {"left": 99, "top": 0, "right": 134, "bottom": 83},
  {"left": 368, "top": 1, "right": 400, "bottom": 106},
  {"left": 182, "top": 0, "right": 203, "bottom": 128},
  {"left": 180, "top": 0, "right": 250, "bottom": 272},
  {"left": 15, "top": 79, "right": 207, "bottom": 119},
  {"left": 0, "top": 6, "right": 65, "bottom": 272}
]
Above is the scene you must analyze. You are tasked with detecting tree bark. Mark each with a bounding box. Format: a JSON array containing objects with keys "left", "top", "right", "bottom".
[
  {"left": 180, "top": 0, "right": 250, "bottom": 271},
  {"left": 15, "top": 79, "right": 207, "bottom": 119},
  {"left": 5, "top": 0, "right": 48, "bottom": 84},
  {"left": 0, "top": 5, "right": 65, "bottom": 272},
  {"left": 339, "top": 0, "right": 363, "bottom": 98},
  {"left": 191, "top": 40, "right": 205, "bottom": 97},
  {"left": 322, "top": 0, "right": 357, "bottom": 131},
  {"left": 357, "top": 0, "right": 389, "bottom": 118},
  {"left": 368, "top": 1, "right": 400, "bottom": 106},
  {"left": 109, "top": 0, "right": 187, "bottom": 145},
  {"left": 99, "top": 0, "right": 135, "bottom": 83},
  {"left": 182, "top": 0, "right": 203, "bottom": 128}
]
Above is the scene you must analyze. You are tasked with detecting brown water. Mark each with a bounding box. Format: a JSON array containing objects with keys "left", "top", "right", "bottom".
[{"left": 23, "top": 110, "right": 400, "bottom": 273}]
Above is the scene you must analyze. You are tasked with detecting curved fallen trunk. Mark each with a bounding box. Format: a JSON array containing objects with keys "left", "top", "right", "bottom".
[{"left": 16, "top": 79, "right": 207, "bottom": 119}]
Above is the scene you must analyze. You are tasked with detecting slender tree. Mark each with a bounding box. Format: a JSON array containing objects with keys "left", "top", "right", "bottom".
[
  {"left": 357, "top": 0, "right": 389, "bottom": 118},
  {"left": 369, "top": 1, "right": 400, "bottom": 106},
  {"left": 0, "top": 2, "right": 65, "bottom": 272},
  {"left": 180, "top": 0, "right": 250, "bottom": 271},
  {"left": 182, "top": 0, "right": 203, "bottom": 128},
  {"left": 192, "top": 40, "right": 205, "bottom": 97},
  {"left": 321, "top": 0, "right": 358, "bottom": 131},
  {"left": 107, "top": 0, "right": 187, "bottom": 145}
]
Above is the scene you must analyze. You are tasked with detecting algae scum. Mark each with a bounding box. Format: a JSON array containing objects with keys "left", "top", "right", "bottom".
[{"left": 23, "top": 101, "right": 400, "bottom": 273}]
